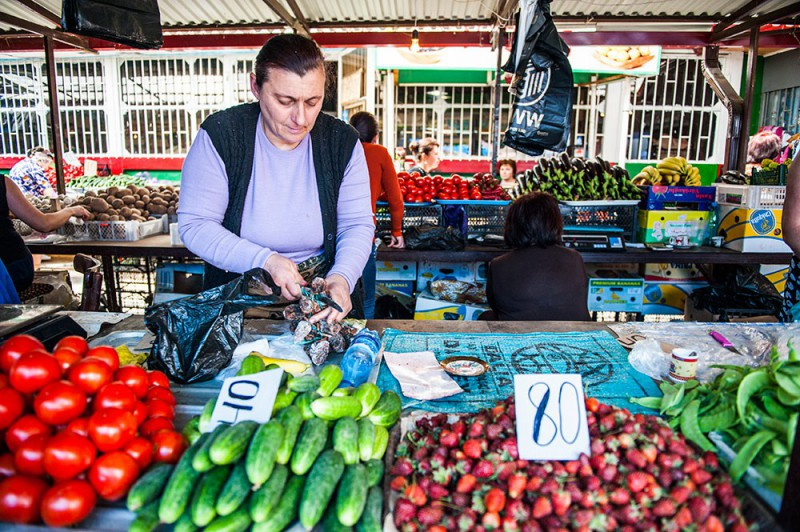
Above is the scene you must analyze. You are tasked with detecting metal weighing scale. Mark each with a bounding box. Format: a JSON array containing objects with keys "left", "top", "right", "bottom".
[
  {"left": 562, "top": 226, "right": 626, "bottom": 252},
  {"left": 0, "top": 304, "right": 87, "bottom": 349}
]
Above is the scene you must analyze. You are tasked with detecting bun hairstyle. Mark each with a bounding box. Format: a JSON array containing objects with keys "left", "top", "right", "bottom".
[
  {"left": 254, "top": 34, "right": 331, "bottom": 91},
  {"left": 349, "top": 111, "right": 379, "bottom": 143},
  {"left": 28, "top": 146, "right": 53, "bottom": 164},
  {"left": 408, "top": 137, "right": 439, "bottom": 161}
]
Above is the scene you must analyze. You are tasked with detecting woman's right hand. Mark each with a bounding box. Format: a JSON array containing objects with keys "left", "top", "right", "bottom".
[
  {"left": 69, "top": 206, "right": 90, "bottom": 219},
  {"left": 388, "top": 235, "right": 405, "bottom": 248},
  {"left": 264, "top": 253, "right": 306, "bottom": 300}
]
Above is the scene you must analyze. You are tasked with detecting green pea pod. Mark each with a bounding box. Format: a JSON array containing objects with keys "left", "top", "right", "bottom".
[
  {"left": 787, "top": 413, "right": 798, "bottom": 451},
  {"left": 698, "top": 404, "right": 736, "bottom": 433},
  {"left": 789, "top": 338, "right": 799, "bottom": 362},
  {"left": 771, "top": 438, "right": 788, "bottom": 457},
  {"left": 679, "top": 400, "right": 715, "bottom": 452},
  {"left": 629, "top": 396, "right": 662, "bottom": 410},
  {"left": 774, "top": 370, "right": 800, "bottom": 397},
  {"left": 729, "top": 430, "right": 776, "bottom": 483},
  {"left": 761, "top": 393, "right": 789, "bottom": 421},
  {"left": 698, "top": 394, "right": 720, "bottom": 415},
  {"left": 777, "top": 388, "right": 800, "bottom": 406},
  {"left": 736, "top": 369, "right": 770, "bottom": 422}
]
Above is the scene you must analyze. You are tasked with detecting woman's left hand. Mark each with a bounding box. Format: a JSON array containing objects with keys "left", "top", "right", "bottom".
[
  {"left": 388, "top": 235, "right": 405, "bottom": 248},
  {"left": 309, "top": 274, "right": 352, "bottom": 324}
]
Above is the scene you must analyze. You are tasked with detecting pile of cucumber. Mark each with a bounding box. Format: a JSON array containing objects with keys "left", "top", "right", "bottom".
[{"left": 126, "top": 356, "right": 401, "bottom": 532}]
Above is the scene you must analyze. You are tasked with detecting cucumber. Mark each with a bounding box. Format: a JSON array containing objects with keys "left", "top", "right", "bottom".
[
  {"left": 337, "top": 463, "right": 369, "bottom": 526},
  {"left": 250, "top": 463, "right": 289, "bottom": 523},
  {"left": 174, "top": 510, "right": 199, "bottom": 532},
  {"left": 182, "top": 417, "right": 202, "bottom": 444},
  {"left": 216, "top": 461, "right": 251, "bottom": 516},
  {"left": 299, "top": 450, "right": 345, "bottom": 529},
  {"left": 190, "top": 465, "right": 231, "bottom": 527},
  {"left": 353, "top": 383, "right": 381, "bottom": 417},
  {"left": 357, "top": 418, "right": 376, "bottom": 462},
  {"left": 287, "top": 374, "right": 321, "bottom": 393},
  {"left": 129, "top": 501, "right": 160, "bottom": 532},
  {"left": 355, "top": 486, "right": 383, "bottom": 532},
  {"left": 333, "top": 387, "right": 354, "bottom": 397},
  {"left": 237, "top": 354, "right": 265, "bottom": 376},
  {"left": 368, "top": 391, "right": 401, "bottom": 427},
  {"left": 205, "top": 504, "right": 252, "bottom": 532},
  {"left": 371, "top": 425, "right": 389, "bottom": 460},
  {"left": 322, "top": 499, "right": 354, "bottom": 532},
  {"left": 272, "top": 389, "right": 298, "bottom": 414},
  {"left": 365, "top": 460, "right": 384, "bottom": 487},
  {"left": 199, "top": 397, "right": 218, "bottom": 433},
  {"left": 193, "top": 424, "right": 228, "bottom": 472},
  {"left": 252, "top": 474, "right": 305, "bottom": 532},
  {"left": 317, "top": 365, "right": 344, "bottom": 397},
  {"left": 294, "top": 391, "right": 320, "bottom": 421},
  {"left": 264, "top": 363, "right": 289, "bottom": 387},
  {"left": 127, "top": 462, "right": 173, "bottom": 511},
  {"left": 246, "top": 419, "right": 284, "bottom": 486},
  {"left": 209, "top": 421, "right": 259, "bottom": 465},
  {"left": 158, "top": 432, "right": 207, "bottom": 524},
  {"left": 311, "top": 396, "right": 362, "bottom": 420},
  {"left": 333, "top": 417, "right": 360, "bottom": 465},
  {"left": 290, "top": 417, "right": 328, "bottom": 475},
  {"left": 275, "top": 405, "right": 303, "bottom": 465}
]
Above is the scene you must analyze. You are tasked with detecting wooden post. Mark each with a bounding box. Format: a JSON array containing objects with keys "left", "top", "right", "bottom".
[
  {"left": 42, "top": 35, "right": 65, "bottom": 195},
  {"left": 737, "top": 28, "right": 760, "bottom": 172},
  {"left": 491, "top": 28, "right": 504, "bottom": 175}
]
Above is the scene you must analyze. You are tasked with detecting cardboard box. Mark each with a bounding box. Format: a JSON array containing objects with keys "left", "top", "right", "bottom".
[
  {"left": 717, "top": 206, "right": 791, "bottom": 253},
  {"left": 760, "top": 264, "right": 789, "bottom": 295},
  {"left": 375, "top": 260, "right": 417, "bottom": 281},
  {"left": 643, "top": 263, "right": 705, "bottom": 282},
  {"left": 414, "top": 289, "right": 490, "bottom": 321},
  {"left": 376, "top": 280, "right": 415, "bottom": 297},
  {"left": 639, "top": 186, "right": 717, "bottom": 210},
  {"left": 637, "top": 210, "right": 711, "bottom": 246},
  {"left": 416, "top": 261, "right": 477, "bottom": 291},
  {"left": 585, "top": 263, "right": 640, "bottom": 277},
  {"left": 643, "top": 281, "right": 709, "bottom": 315},
  {"left": 587, "top": 275, "right": 644, "bottom": 313}
]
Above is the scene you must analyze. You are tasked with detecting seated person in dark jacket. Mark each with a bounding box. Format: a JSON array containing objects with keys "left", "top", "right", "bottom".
[{"left": 486, "top": 192, "right": 590, "bottom": 321}]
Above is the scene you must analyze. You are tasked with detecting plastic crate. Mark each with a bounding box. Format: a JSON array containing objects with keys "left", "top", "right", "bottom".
[
  {"left": 715, "top": 184, "right": 786, "bottom": 209},
  {"left": 376, "top": 202, "right": 441, "bottom": 234},
  {"left": 750, "top": 166, "right": 787, "bottom": 186},
  {"left": 560, "top": 200, "right": 639, "bottom": 241},
  {"left": 11, "top": 219, "right": 34, "bottom": 236},
  {"left": 439, "top": 200, "right": 510, "bottom": 236},
  {"left": 59, "top": 217, "right": 166, "bottom": 242}
]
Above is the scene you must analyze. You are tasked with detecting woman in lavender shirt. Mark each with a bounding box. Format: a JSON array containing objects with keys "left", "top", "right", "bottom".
[{"left": 178, "top": 35, "right": 374, "bottom": 323}]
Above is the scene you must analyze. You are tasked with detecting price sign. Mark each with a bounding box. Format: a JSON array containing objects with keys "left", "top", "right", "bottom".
[
  {"left": 514, "top": 374, "right": 590, "bottom": 461},
  {"left": 208, "top": 368, "right": 283, "bottom": 430}
]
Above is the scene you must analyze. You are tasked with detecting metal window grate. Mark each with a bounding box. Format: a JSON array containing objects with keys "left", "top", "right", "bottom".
[
  {"left": 56, "top": 60, "right": 107, "bottom": 154},
  {"left": 763, "top": 87, "right": 800, "bottom": 135},
  {"left": 572, "top": 83, "right": 606, "bottom": 160},
  {"left": 0, "top": 62, "right": 47, "bottom": 155}
]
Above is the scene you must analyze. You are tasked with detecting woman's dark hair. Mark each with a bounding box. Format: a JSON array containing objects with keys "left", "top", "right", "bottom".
[
  {"left": 504, "top": 192, "right": 563, "bottom": 249},
  {"left": 254, "top": 34, "right": 328, "bottom": 88},
  {"left": 349, "top": 111, "right": 378, "bottom": 143},
  {"left": 408, "top": 138, "right": 439, "bottom": 161},
  {"left": 498, "top": 159, "right": 517, "bottom": 175}
]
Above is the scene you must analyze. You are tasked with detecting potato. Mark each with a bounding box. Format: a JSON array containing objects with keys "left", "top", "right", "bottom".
[
  {"left": 120, "top": 207, "right": 132, "bottom": 218},
  {"left": 111, "top": 198, "right": 124, "bottom": 209},
  {"left": 149, "top": 204, "right": 168, "bottom": 215},
  {"left": 114, "top": 189, "right": 126, "bottom": 199},
  {"left": 127, "top": 184, "right": 138, "bottom": 193},
  {"left": 121, "top": 195, "right": 135, "bottom": 205},
  {"left": 134, "top": 200, "right": 145, "bottom": 209},
  {"left": 106, "top": 208, "right": 118, "bottom": 216},
  {"left": 136, "top": 188, "right": 149, "bottom": 197},
  {"left": 105, "top": 195, "right": 115, "bottom": 204},
  {"left": 131, "top": 208, "right": 142, "bottom": 216},
  {"left": 142, "top": 210, "right": 149, "bottom": 218},
  {"left": 167, "top": 206, "right": 176, "bottom": 215},
  {"left": 141, "top": 195, "right": 150, "bottom": 203},
  {"left": 107, "top": 186, "right": 119, "bottom": 196},
  {"left": 85, "top": 190, "right": 96, "bottom": 198},
  {"left": 96, "top": 213, "right": 111, "bottom": 221},
  {"left": 110, "top": 215, "right": 123, "bottom": 222},
  {"left": 89, "top": 197, "right": 110, "bottom": 213}
]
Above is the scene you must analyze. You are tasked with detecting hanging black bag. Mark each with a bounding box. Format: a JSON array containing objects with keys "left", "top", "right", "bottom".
[
  {"left": 62, "top": 0, "right": 163, "bottom": 49},
  {"left": 502, "top": 0, "right": 572, "bottom": 156}
]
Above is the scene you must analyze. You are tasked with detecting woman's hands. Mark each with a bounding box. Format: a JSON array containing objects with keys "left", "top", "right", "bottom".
[
  {"left": 264, "top": 253, "right": 306, "bottom": 300},
  {"left": 68, "top": 206, "right": 90, "bottom": 219},
  {"left": 309, "top": 274, "right": 351, "bottom": 324},
  {"left": 388, "top": 235, "right": 405, "bottom": 248}
]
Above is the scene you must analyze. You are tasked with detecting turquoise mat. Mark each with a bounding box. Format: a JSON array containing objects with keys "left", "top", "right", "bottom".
[{"left": 377, "top": 329, "right": 661, "bottom": 414}]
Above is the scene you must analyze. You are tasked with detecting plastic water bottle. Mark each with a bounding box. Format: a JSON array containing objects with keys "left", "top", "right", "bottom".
[{"left": 340, "top": 328, "right": 381, "bottom": 388}]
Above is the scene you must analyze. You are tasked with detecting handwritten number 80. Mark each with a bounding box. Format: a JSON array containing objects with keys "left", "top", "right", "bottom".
[{"left": 527, "top": 382, "right": 581, "bottom": 446}]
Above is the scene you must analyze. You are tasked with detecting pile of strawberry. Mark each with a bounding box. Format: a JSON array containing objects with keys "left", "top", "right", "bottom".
[
  {"left": 0, "top": 334, "right": 186, "bottom": 527},
  {"left": 472, "top": 173, "right": 511, "bottom": 201},
  {"left": 389, "top": 396, "right": 750, "bottom": 532}
]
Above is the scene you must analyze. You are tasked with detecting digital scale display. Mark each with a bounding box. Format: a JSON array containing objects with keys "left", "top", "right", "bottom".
[{"left": 562, "top": 234, "right": 626, "bottom": 251}]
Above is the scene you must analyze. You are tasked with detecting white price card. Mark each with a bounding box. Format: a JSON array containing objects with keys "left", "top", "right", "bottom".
[
  {"left": 208, "top": 368, "right": 283, "bottom": 430},
  {"left": 514, "top": 374, "right": 590, "bottom": 461}
]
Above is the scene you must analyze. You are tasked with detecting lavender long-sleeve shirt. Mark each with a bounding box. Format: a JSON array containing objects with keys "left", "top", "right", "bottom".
[{"left": 178, "top": 123, "right": 374, "bottom": 292}]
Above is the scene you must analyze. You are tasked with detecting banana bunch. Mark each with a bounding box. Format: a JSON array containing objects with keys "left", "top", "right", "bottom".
[
  {"left": 632, "top": 165, "right": 661, "bottom": 185},
  {"left": 657, "top": 157, "right": 702, "bottom": 186}
]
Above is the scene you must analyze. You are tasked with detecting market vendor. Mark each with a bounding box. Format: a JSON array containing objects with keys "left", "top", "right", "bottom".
[
  {"left": 486, "top": 192, "right": 590, "bottom": 320},
  {"left": 781, "top": 157, "right": 800, "bottom": 322},
  {"left": 407, "top": 138, "right": 441, "bottom": 176},
  {"left": 498, "top": 158, "right": 518, "bottom": 190},
  {"left": 9, "top": 147, "right": 57, "bottom": 198},
  {"left": 178, "top": 34, "right": 374, "bottom": 322}
]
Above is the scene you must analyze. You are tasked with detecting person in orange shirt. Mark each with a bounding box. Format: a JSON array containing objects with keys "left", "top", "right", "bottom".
[{"left": 349, "top": 111, "right": 405, "bottom": 318}]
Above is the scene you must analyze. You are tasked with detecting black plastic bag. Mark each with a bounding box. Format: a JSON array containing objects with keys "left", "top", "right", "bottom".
[
  {"left": 689, "top": 265, "right": 783, "bottom": 319},
  {"left": 502, "top": 1, "right": 572, "bottom": 156},
  {"left": 405, "top": 224, "right": 466, "bottom": 251},
  {"left": 62, "top": 0, "right": 163, "bottom": 49},
  {"left": 145, "top": 268, "right": 281, "bottom": 384}
]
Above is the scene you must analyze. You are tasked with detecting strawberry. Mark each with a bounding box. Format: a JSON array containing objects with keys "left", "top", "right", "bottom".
[
  {"left": 491, "top": 404, "right": 506, "bottom": 417},
  {"left": 391, "top": 458, "right": 413, "bottom": 476},
  {"left": 652, "top": 499, "right": 676, "bottom": 517},
  {"left": 508, "top": 473, "right": 527, "bottom": 499},
  {"left": 432, "top": 467, "right": 453, "bottom": 486},
  {"left": 626, "top": 471, "right": 649, "bottom": 493},
  {"left": 429, "top": 482, "right": 449, "bottom": 500},
  {"left": 539, "top": 478, "right": 560, "bottom": 495},
  {"left": 657, "top": 453, "right": 679, "bottom": 470},
  {"left": 482, "top": 511, "right": 501, "bottom": 530},
  {"left": 703, "top": 515, "right": 724, "bottom": 532},
  {"left": 394, "top": 498, "right": 417, "bottom": 525},
  {"left": 532, "top": 496, "right": 553, "bottom": 519},
  {"left": 674, "top": 507, "right": 693, "bottom": 527},
  {"left": 585, "top": 397, "right": 600, "bottom": 412},
  {"left": 691, "top": 469, "right": 712, "bottom": 484},
  {"left": 390, "top": 476, "right": 408, "bottom": 491},
  {"left": 486, "top": 424, "right": 503, "bottom": 440},
  {"left": 552, "top": 491, "right": 571, "bottom": 516},
  {"left": 668, "top": 440, "right": 690, "bottom": 457},
  {"left": 641, "top": 444, "right": 657, "bottom": 464},
  {"left": 616, "top": 433, "right": 635, "bottom": 449},
  {"left": 463, "top": 439, "right": 484, "bottom": 459},
  {"left": 413, "top": 446, "right": 430, "bottom": 461},
  {"left": 682, "top": 458, "right": 699, "bottom": 474},
  {"left": 609, "top": 488, "right": 630, "bottom": 506},
  {"left": 456, "top": 474, "right": 477, "bottom": 493},
  {"left": 417, "top": 505, "right": 444, "bottom": 525},
  {"left": 506, "top": 499, "right": 530, "bottom": 521},
  {"left": 485, "top": 488, "right": 507, "bottom": 513},
  {"left": 502, "top": 515, "right": 519, "bottom": 531},
  {"left": 440, "top": 429, "right": 459, "bottom": 448},
  {"left": 615, "top": 506, "right": 640, "bottom": 525},
  {"left": 688, "top": 496, "right": 711, "bottom": 523},
  {"left": 670, "top": 485, "right": 691, "bottom": 504},
  {"left": 457, "top": 509, "right": 477, "bottom": 531},
  {"left": 452, "top": 420, "right": 466, "bottom": 438},
  {"left": 499, "top": 438, "right": 519, "bottom": 459},
  {"left": 526, "top": 476, "right": 543, "bottom": 491},
  {"left": 657, "top": 471, "right": 674, "bottom": 489},
  {"left": 572, "top": 509, "right": 594, "bottom": 528},
  {"left": 474, "top": 460, "right": 494, "bottom": 478},
  {"left": 468, "top": 420, "right": 485, "bottom": 438},
  {"left": 703, "top": 451, "right": 719, "bottom": 470},
  {"left": 404, "top": 485, "right": 427, "bottom": 507},
  {"left": 599, "top": 414, "right": 618, "bottom": 432},
  {"left": 599, "top": 464, "right": 618, "bottom": 483},
  {"left": 429, "top": 527, "right": 448, "bottom": 532},
  {"left": 565, "top": 460, "right": 580, "bottom": 475},
  {"left": 496, "top": 414, "right": 513, "bottom": 429},
  {"left": 496, "top": 462, "right": 517, "bottom": 481}
]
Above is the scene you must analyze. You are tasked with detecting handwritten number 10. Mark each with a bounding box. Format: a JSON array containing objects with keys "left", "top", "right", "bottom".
[
  {"left": 220, "top": 380, "right": 259, "bottom": 423},
  {"left": 527, "top": 382, "right": 580, "bottom": 446}
]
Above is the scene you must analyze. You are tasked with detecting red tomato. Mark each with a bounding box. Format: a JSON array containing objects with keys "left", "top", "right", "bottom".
[
  {"left": 13, "top": 434, "right": 48, "bottom": 476},
  {"left": 151, "top": 430, "right": 187, "bottom": 464},
  {"left": 87, "top": 451, "right": 139, "bottom": 501},
  {"left": 93, "top": 382, "right": 136, "bottom": 411},
  {"left": 0, "top": 474, "right": 48, "bottom": 523},
  {"left": 423, "top": 194, "right": 433, "bottom": 203},
  {"left": 124, "top": 437, "right": 153, "bottom": 470},
  {"left": 67, "top": 358, "right": 113, "bottom": 395},
  {"left": 33, "top": 381, "right": 87, "bottom": 426},
  {"left": 40, "top": 479, "right": 96, "bottom": 527},
  {"left": 0, "top": 335, "right": 45, "bottom": 373},
  {"left": 53, "top": 347, "right": 82, "bottom": 373},
  {"left": 131, "top": 402, "right": 147, "bottom": 426},
  {"left": 0, "top": 373, "right": 9, "bottom": 389},
  {"left": 54, "top": 336, "right": 88, "bottom": 357},
  {"left": 9, "top": 351, "right": 61, "bottom": 394},
  {"left": 146, "top": 370, "right": 170, "bottom": 389},
  {"left": 85, "top": 346, "right": 119, "bottom": 372},
  {"left": 5, "top": 415, "right": 52, "bottom": 452},
  {"left": 0, "top": 388, "right": 24, "bottom": 430},
  {"left": 145, "top": 399, "right": 175, "bottom": 421},
  {"left": 0, "top": 454, "right": 14, "bottom": 478},
  {"left": 43, "top": 431, "right": 96, "bottom": 481},
  {"left": 144, "top": 386, "right": 175, "bottom": 406},
  {"left": 114, "top": 366, "right": 149, "bottom": 399},
  {"left": 138, "top": 417, "right": 174, "bottom": 438},
  {"left": 64, "top": 417, "right": 90, "bottom": 438},
  {"left": 87, "top": 408, "right": 137, "bottom": 452}
]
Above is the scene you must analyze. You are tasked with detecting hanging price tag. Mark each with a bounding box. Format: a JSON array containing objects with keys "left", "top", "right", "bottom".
[
  {"left": 514, "top": 374, "right": 590, "bottom": 461},
  {"left": 208, "top": 368, "right": 283, "bottom": 430}
]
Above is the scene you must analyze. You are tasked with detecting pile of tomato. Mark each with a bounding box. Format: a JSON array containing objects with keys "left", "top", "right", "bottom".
[
  {"left": 0, "top": 334, "right": 186, "bottom": 527},
  {"left": 396, "top": 172, "right": 484, "bottom": 203}
]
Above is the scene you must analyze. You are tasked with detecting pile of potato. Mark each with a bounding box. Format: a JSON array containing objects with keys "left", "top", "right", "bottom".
[{"left": 80, "top": 184, "right": 178, "bottom": 222}]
